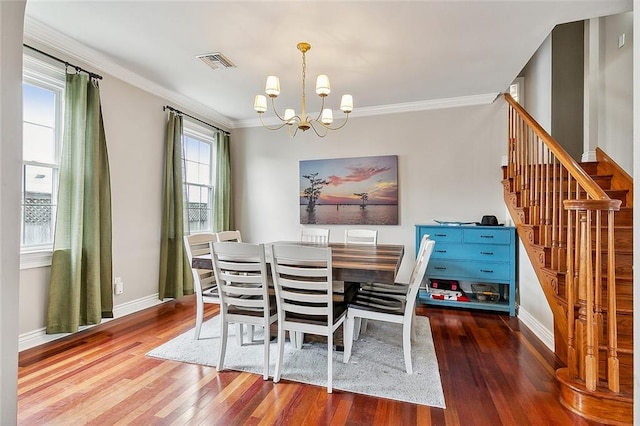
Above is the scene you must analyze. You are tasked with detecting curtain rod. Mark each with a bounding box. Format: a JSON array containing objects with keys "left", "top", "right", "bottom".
[
  {"left": 163, "top": 105, "right": 230, "bottom": 136},
  {"left": 23, "top": 44, "right": 103, "bottom": 80}
]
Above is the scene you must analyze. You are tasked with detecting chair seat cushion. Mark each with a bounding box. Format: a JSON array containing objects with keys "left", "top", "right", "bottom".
[
  {"left": 350, "top": 291, "right": 406, "bottom": 314},
  {"left": 285, "top": 301, "right": 346, "bottom": 326},
  {"left": 228, "top": 295, "right": 277, "bottom": 317},
  {"left": 359, "top": 282, "right": 408, "bottom": 295}
]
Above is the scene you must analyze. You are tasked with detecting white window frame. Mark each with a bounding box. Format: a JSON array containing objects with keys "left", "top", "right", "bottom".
[
  {"left": 182, "top": 120, "right": 217, "bottom": 235},
  {"left": 20, "top": 54, "right": 65, "bottom": 269}
]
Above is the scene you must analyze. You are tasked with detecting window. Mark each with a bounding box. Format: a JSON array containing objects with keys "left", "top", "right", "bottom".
[
  {"left": 21, "top": 54, "right": 65, "bottom": 266},
  {"left": 182, "top": 121, "right": 216, "bottom": 234}
]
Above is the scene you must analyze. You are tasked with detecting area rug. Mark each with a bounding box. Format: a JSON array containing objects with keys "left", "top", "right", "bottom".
[{"left": 146, "top": 316, "right": 446, "bottom": 408}]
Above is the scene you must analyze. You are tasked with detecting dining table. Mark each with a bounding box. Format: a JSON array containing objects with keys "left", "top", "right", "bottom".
[
  {"left": 192, "top": 241, "right": 405, "bottom": 348},
  {"left": 192, "top": 241, "right": 405, "bottom": 285}
]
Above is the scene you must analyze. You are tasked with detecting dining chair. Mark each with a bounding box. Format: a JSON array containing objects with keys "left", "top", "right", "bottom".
[
  {"left": 343, "top": 234, "right": 435, "bottom": 374},
  {"left": 183, "top": 233, "right": 220, "bottom": 340},
  {"left": 215, "top": 230, "right": 243, "bottom": 243},
  {"left": 344, "top": 229, "right": 378, "bottom": 245},
  {"left": 210, "top": 241, "right": 276, "bottom": 380},
  {"left": 270, "top": 243, "right": 347, "bottom": 393},
  {"left": 300, "top": 228, "right": 330, "bottom": 243}
]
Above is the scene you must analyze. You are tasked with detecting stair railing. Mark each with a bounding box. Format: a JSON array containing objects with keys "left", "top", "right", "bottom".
[{"left": 504, "top": 93, "right": 621, "bottom": 393}]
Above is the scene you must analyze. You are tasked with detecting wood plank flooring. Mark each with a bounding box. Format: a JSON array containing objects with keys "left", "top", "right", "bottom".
[{"left": 17, "top": 297, "right": 604, "bottom": 425}]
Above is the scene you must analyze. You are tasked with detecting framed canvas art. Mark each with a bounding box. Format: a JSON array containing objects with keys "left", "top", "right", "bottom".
[{"left": 299, "top": 155, "right": 398, "bottom": 225}]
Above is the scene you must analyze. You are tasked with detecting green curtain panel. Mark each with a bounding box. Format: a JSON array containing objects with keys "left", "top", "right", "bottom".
[
  {"left": 46, "top": 73, "right": 113, "bottom": 334},
  {"left": 214, "top": 131, "right": 233, "bottom": 232},
  {"left": 158, "top": 112, "right": 193, "bottom": 299}
]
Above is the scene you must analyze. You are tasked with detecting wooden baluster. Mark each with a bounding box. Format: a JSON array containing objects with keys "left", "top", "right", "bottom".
[
  {"left": 551, "top": 155, "right": 559, "bottom": 270},
  {"left": 542, "top": 145, "right": 551, "bottom": 246},
  {"left": 565, "top": 202, "right": 577, "bottom": 377},
  {"left": 594, "top": 211, "right": 603, "bottom": 361},
  {"left": 606, "top": 208, "right": 620, "bottom": 393},
  {"left": 581, "top": 210, "right": 597, "bottom": 391},
  {"left": 531, "top": 134, "right": 539, "bottom": 225}
]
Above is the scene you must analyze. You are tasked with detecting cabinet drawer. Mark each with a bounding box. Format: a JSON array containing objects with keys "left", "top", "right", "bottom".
[
  {"left": 432, "top": 243, "right": 511, "bottom": 261},
  {"left": 463, "top": 228, "right": 511, "bottom": 245},
  {"left": 427, "top": 260, "right": 510, "bottom": 281},
  {"left": 423, "top": 228, "right": 462, "bottom": 243}
]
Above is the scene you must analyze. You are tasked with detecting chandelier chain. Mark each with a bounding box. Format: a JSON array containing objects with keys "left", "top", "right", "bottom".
[{"left": 301, "top": 49, "right": 307, "bottom": 120}]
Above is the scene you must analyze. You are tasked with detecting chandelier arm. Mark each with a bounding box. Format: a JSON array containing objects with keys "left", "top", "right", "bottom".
[
  {"left": 312, "top": 95, "right": 326, "bottom": 122},
  {"left": 308, "top": 120, "right": 328, "bottom": 138},
  {"left": 318, "top": 112, "right": 351, "bottom": 131},
  {"left": 258, "top": 113, "right": 291, "bottom": 131}
]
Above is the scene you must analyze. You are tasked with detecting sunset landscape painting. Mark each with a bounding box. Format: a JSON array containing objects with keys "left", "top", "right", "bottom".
[{"left": 299, "top": 155, "right": 398, "bottom": 225}]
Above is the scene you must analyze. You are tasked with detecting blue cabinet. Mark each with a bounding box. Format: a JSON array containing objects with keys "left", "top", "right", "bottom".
[{"left": 416, "top": 224, "right": 517, "bottom": 316}]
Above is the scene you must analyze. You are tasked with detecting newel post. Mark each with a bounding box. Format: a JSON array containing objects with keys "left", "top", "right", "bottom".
[{"left": 563, "top": 199, "right": 621, "bottom": 392}]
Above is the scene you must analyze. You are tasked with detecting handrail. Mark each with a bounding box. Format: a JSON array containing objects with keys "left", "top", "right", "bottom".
[
  {"left": 505, "top": 93, "right": 610, "bottom": 200},
  {"left": 503, "top": 92, "right": 625, "bottom": 400}
]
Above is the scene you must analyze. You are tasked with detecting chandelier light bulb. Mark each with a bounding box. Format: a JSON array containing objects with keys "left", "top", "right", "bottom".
[
  {"left": 321, "top": 108, "right": 334, "bottom": 124},
  {"left": 316, "top": 75, "right": 331, "bottom": 96},
  {"left": 340, "top": 94, "right": 353, "bottom": 113},
  {"left": 265, "top": 76, "right": 280, "bottom": 97},
  {"left": 284, "top": 108, "right": 295, "bottom": 122},
  {"left": 254, "top": 95, "right": 267, "bottom": 113}
]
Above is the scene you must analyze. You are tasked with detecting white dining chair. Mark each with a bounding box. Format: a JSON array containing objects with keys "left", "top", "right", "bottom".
[
  {"left": 183, "top": 233, "right": 220, "bottom": 340},
  {"left": 344, "top": 229, "right": 378, "bottom": 245},
  {"left": 270, "top": 244, "right": 347, "bottom": 393},
  {"left": 215, "top": 230, "right": 243, "bottom": 243},
  {"left": 300, "top": 228, "right": 330, "bottom": 243},
  {"left": 211, "top": 242, "right": 276, "bottom": 380},
  {"left": 343, "top": 234, "right": 435, "bottom": 374}
]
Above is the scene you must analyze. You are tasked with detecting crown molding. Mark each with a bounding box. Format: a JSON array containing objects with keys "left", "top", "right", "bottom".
[
  {"left": 234, "top": 92, "right": 501, "bottom": 129},
  {"left": 23, "top": 16, "right": 234, "bottom": 130}
]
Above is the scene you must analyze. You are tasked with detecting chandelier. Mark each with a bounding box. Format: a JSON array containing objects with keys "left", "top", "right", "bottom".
[{"left": 253, "top": 42, "right": 353, "bottom": 138}]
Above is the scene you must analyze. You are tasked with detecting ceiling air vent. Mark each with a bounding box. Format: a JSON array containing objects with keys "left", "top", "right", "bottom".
[{"left": 196, "top": 52, "right": 236, "bottom": 70}]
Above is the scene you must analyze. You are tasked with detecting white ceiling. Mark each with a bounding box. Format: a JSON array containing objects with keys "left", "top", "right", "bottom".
[{"left": 24, "top": 1, "right": 632, "bottom": 129}]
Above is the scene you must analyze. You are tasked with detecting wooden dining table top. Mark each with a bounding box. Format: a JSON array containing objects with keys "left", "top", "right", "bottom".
[{"left": 193, "top": 242, "right": 405, "bottom": 285}]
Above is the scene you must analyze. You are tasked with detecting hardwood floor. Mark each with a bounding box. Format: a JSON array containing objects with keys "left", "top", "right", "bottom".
[{"left": 18, "top": 297, "right": 603, "bottom": 425}]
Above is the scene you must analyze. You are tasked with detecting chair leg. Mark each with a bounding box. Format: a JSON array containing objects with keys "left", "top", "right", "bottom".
[
  {"left": 402, "top": 320, "right": 413, "bottom": 374},
  {"left": 194, "top": 299, "right": 204, "bottom": 340},
  {"left": 217, "top": 319, "right": 229, "bottom": 372},
  {"left": 361, "top": 318, "right": 369, "bottom": 334},
  {"left": 343, "top": 315, "right": 354, "bottom": 363},
  {"left": 235, "top": 324, "right": 244, "bottom": 346},
  {"left": 274, "top": 322, "right": 285, "bottom": 383},
  {"left": 327, "top": 329, "right": 333, "bottom": 393},
  {"left": 262, "top": 322, "right": 270, "bottom": 380},
  {"left": 411, "top": 309, "right": 417, "bottom": 341},
  {"left": 353, "top": 317, "right": 362, "bottom": 340},
  {"left": 248, "top": 325, "right": 255, "bottom": 343},
  {"left": 294, "top": 332, "right": 304, "bottom": 349}
]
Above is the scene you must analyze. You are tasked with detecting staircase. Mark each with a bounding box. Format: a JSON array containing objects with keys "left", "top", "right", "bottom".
[{"left": 502, "top": 94, "right": 633, "bottom": 425}]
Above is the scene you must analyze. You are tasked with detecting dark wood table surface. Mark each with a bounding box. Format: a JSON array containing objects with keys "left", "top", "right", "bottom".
[{"left": 193, "top": 241, "right": 405, "bottom": 285}]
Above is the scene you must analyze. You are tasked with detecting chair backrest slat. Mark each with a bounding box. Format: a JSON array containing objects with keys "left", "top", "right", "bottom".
[
  {"left": 404, "top": 235, "right": 435, "bottom": 316},
  {"left": 215, "top": 230, "right": 243, "bottom": 243},
  {"left": 345, "top": 229, "right": 378, "bottom": 245},
  {"left": 211, "top": 242, "right": 270, "bottom": 311},
  {"left": 184, "top": 233, "right": 218, "bottom": 292},
  {"left": 271, "top": 244, "right": 333, "bottom": 322},
  {"left": 301, "top": 228, "right": 330, "bottom": 243}
]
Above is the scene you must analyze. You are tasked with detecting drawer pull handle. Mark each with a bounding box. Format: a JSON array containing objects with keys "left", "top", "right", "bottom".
[
  {"left": 480, "top": 251, "right": 494, "bottom": 255},
  {"left": 480, "top": 235, "right": 494, "bottom": 239},
  {"left": 434, "top": 233, "right": 447, "bottom": 237},
  {"left": 480, "top": 269, "right": 494, "bottom": 273},
  {"left": 435, "top": 250, "right": 447, "bottom": 253},
  {"left": 434, "top": 266, "right": 447, "bottom": 270}
]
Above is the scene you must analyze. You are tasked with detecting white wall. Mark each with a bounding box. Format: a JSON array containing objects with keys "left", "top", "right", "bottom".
[
  {"left": 601, "top": 12, "right": 634, "bottom": 175},
  {"left": 232, "top": 102, "right": 507, "bottom": 282},
  {"left": 1, "top": 2, "right": 26, "bottom": 423}
]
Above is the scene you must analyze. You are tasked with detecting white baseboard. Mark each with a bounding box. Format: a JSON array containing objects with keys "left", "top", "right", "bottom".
[
  {"left": 516, "top": 304, "right": 554, "bottom": 351},
  {"left": 18, "top": 294, "right": 164, "bottom": 352}
]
